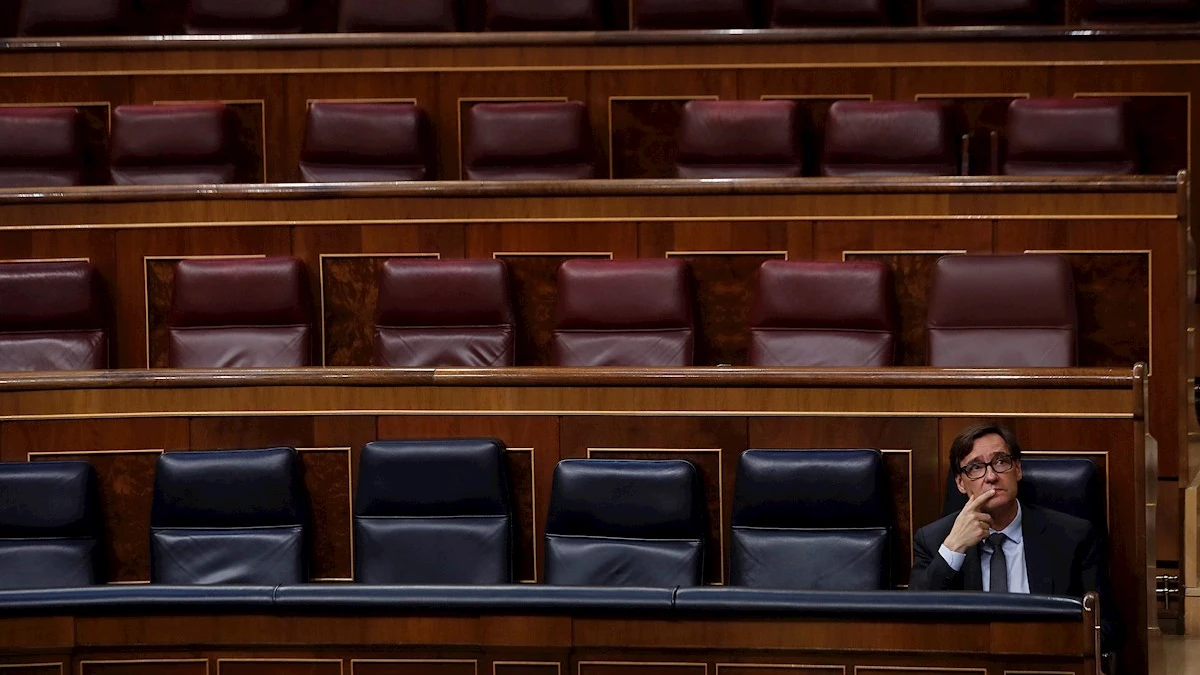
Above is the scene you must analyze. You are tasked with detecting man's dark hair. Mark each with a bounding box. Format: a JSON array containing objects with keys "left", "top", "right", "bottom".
[{"left": 949, "top": 423, "right": 1022, "bottom": 473}]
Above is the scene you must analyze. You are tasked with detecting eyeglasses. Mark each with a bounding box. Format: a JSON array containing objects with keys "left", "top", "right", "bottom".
[{"left": 959, "top": 454, "right": 1016, "bottom": 480}]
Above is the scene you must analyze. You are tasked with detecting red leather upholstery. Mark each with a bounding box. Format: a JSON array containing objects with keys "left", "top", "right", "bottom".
[
  {"left": 463, "top": 102, "right": 595, "bottom": 181},
  {"left": 299, "top": 102, "right": 435, "bottom": 182},
  {"left": 109, "top": 103, "right": 238, "bottom": 185},
  {"left": 1085, "top": 0, "right": 1199, "bottom": 22},
  {"left": 184, "top": 0, "right": 303, "bottom": 34},
  {"left": 0, "top": 107, "right": 86, "bottom": 188},
  {"left": 675, "top": 100, "right": 804, "bottom": 178},
  {"left": 821, "top": 100, "right": 959, "bottom": 177},
  {"left": 634, "top": 0, "right": 755, "bottom": 29},
  {"left": 339, "top": 0, "right": 457, "bottom": 31},
  {"left": 168, "top": 257, "right": 312, "bottom": 368},
  {"left": 922, "top": 0, "right": 1042, "bottom": 25},
  {"left": 0, "top": 261, "right": 108, "bottom": 371},
  {"left": 553, "top": 259, "right": 693, "bottom": 367},
  {"left": 927, "top": 254, "right": 1077, "bottom": 367},
  {"left": 769, "top": 0, "right": 890, "bottom": 26},
  {"left": 484, "top": 0, "right": 602, "bottom": 30},
  {"left": 373, "top": 259, "right": 515, "bottom": 367},
  {"left": 16, "top": 0, "right": 127, "bottom": 36},
  {"left": 749, "top": 260, "right": 896, "bottom": 367},
  {"left": 1002, "top": 98, "right": 1138, "bottom": 176}
]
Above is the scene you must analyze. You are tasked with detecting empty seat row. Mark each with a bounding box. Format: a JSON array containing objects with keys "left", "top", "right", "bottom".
[
  {"left": 0, "top": 254, "right": 1078, "bottom": 372},
  {"left": 0, "top": 98, "right": 1140, "bottom": 188},
  {"left": 0, "top": 443, "right": 1104, "bottom": 590},
  {"left": 8, "top": 0, "right": 1196, "bottom": 36}
]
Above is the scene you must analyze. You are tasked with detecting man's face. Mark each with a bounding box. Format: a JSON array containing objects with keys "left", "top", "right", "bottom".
[{"left": 954, "top": 433, "right": 1022, "bottom": 513}]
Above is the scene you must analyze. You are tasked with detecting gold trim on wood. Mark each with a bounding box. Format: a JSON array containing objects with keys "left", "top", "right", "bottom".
[
  {"left": 82, "top": 659, "right": 209, "bottom": 675},
  {"left": 351, "top": 660, "right": 477, "bottom": 675},
  {"left": 761, "top": 94, "right": 873, "bottom": 102},
  {"left": 853, "top": 669, "right": 985, "bottom": 675},
  {"left": 307, "top": 98, "right": 419, "bottom": 106},
  {"left": 493, "top": 251, "right": 615, "bottom": 259},
  {"left": 716, "top": 666, "right": 844, "bottom": 675},
  {"left": 0, "top": 258, "right": 90, "bottom": 264},
  {"left": 842, "top": 249, "right": 967, "bottom": 261},
  {"left": 666, "top": 250, "right": 788, "bottom": 259},
  {"left": 27, "top": 448, "right": 164, "bottom": 460},
  {"left": 217, "top": 659, "right": 343, "bottom": 675},
  {"left": 0, "top": 664, "right": 64, "bottom": 675},
  {"left": 913, "top": 93, "right": 1030, "bottom": 100}
]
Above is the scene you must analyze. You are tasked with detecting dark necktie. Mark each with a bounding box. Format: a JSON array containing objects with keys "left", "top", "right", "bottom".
[{"left": 987, "top": 532, "right": 1009, "bottom": 593}]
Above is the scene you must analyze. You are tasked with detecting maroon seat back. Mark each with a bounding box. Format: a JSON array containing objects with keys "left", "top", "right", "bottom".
[
  {"left": 484, "top": 0, "right": 602, "bottom": 30},
  {"left": 373, "top": 259, "right": 515, "bottom": 367},
  {"left": 299, "top": 102, "right": 435, "bottom": 182},
  {"left": 749, "top": 260, "right": 896, "bottom": 367},
  {"left": 927, "top": 254, "right": 1076, "bottom": 367},
  {"left": 1002, "top": 98, "right": 1137, "bottom": 176},
  {"left": 769, "top": 0, "right": 890, "bottom": 26},
  {"left": 168, "top": 257, "right": 312, "bottom": 368},
  {"left": 16, "top": 0, "right": 127, "bottom": 36},
  {"left": 183, "top": 0, "right": 303, "bottom": 34},
  {"left": 922, "top": 0, "right": 1042, "bottom": 25},
  {"left": 1084, "top": 0, "right": 1199, "bottom": 22},
  {"left": 0, "top": 261, "right": 108, "bottom": 371},
  {"left": 0, "top": 107, "right": 86, "bottom": 188},
  {"left": 553, "top": 259, "right": 693, "bottom": 367},
  {"left": 634, "top": 0, "right": 755, "bottom": 28},
  {"left": 463, "top": 102, "right": 595, "bottom": 181},
  {"left": 109, "top": 103, "right": 238, "bottom": 185},
  {"left": 675, "top": 100, "right": 804, "bottom": 178},
  {"left": 339, "top": 0, "right": 457, "bottom": 31},
  {"left": 821, "top": 100, "right": 959, "bottom": 177}
]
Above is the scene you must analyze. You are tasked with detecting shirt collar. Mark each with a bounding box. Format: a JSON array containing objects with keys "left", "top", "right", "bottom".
[{"left": 989, "top": 500, "right": 1024, "bottom": 544}]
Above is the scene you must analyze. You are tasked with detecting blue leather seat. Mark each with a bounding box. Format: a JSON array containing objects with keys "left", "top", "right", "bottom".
[
  {"left": 0, "top": 461, "right": 102, "bottom": 589},
  {"left": 150, "top": 448, "right": 307, "bottom": 584},
  {"left": 731, "top": 449, "right": 891, "bottom": 590},
  {"left": 354, "top": 439, "right": 514, "bottom": 584},
  {"left": 544, "top": 459, "right": 707, "bottom": 587}
]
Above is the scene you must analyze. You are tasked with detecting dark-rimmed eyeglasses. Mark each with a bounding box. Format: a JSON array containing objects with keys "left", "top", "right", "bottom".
[{"left": 958, "top": 454, "right": 1015, "bottom": 480}]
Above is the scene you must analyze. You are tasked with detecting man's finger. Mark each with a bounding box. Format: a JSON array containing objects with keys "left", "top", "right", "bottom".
[{"left": 965, "top": 488, "right": 996, "bottom": 510}]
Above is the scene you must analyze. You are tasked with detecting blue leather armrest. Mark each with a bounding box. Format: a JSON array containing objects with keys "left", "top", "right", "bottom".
[
  {"left": 0, "top": 585, "right": 277, "bottom": 615},
  {"left": 274, "top": 584, "right": 676, "bottom": 613}
]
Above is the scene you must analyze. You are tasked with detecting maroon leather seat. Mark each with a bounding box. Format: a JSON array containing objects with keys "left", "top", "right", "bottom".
[
  {"left": 1084, "top": 0, "right": 1199, "bottom": 22},
  {"left": 1002, "top": 98, "right": 1138, "bottom": 176},
  {"left": 484, "top": 0, "right": 602, "bottom": 30},
  {"left": 109, "top": 103, "right": 238, "bottom": 185},
  {"left": 0, "top": 261, "right": 108, "bottom": 372},
  {"left": 339, "top": 0, "right": 457, "bottom": 31},
  {"left": 462, "top": 102, "right": 595, "bottom": 181},
  {"left": 749, "top": 260, "right": 896, "bottom": 367},
  {"left": 553, "top": 259, "right": 693, "bottom": 367},
  {"left": 922, "top": 0, "right": 1042, "bottom": 25},
  {"left": 16, "top": 0, "right": 128, "bottom": 36},
  {"left": 0, "top": 107, "right": 86, "bottom": 188},
  {"left": 183, "top": 0, "right": 303, "bottom": 34},
  {"left": 634, "top": 0, "right": 755, "bottom": 28},
  {"left": 373, "top": 259, "right": 515, "bottom": 367},
  {"left": 821, "top": 100, "right": 960, "bottom": 177},
  {"left": 769, "top": 0, "right": 890, "bottom": 26},
  {"left": 927, "top": 254, "right": 1076, "bottom": 367},
  {"left": 167, "top": 257, "right": 312, "bottom": 368},
  {"left": 675, "top": 100, "right": 804, "bottom": 178},
  {"left": 299, "top": 102, "right": 435, "bottom": 182}
]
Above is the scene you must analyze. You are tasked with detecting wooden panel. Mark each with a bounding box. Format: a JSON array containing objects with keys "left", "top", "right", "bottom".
[
  {"left": 82, "top": 661, "right": 207, "bottom": 675},
  {"left": 493, "top": 664, "right": 560, "bottom": 675},
  {"left": 578, "top": 664, "right": 706, "bottom": 675},
  {"left": 0, "top": 665, "right": 63, "bottom": 675},
  {"left": 219, "top": 661, "right": 340, "bottom": 675},
  {"left": 353, "top": 661, "right": 476, "bottom": 675},
  {"left": 717, "top": 668, "right": 841, "bottom": 675},
  {"left": 854, "top": 670, "right": 984, "bottom": 675},
  {"left": 298, "top": 447, "right": 354, "bottom": 580},
  {"left": 610, "top": 98, "right": 697, "bottom": 179}
]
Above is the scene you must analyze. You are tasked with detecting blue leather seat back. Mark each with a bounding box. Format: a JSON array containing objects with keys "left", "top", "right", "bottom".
[
  {"left": 943, "top": 457, "right": 1105, "bottom": 531},
  {"left": 151, "top": 447, "right": 307, "bottom": 584},
  {"left": 354, "top": 439, "right": 513, "bottom": 584},
  {"left": 0, "top": 461, "right": 101, "bottom": 589},
  {"left": 544, "top": 459, "right": 707, "bottom": 587},
  {"left": 731, "top": 449, "right": 890, "bottom": 590}
]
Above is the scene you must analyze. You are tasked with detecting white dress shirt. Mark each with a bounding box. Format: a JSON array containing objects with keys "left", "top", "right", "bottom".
[{"left": 937, "top": 500, "right": 1030, "bottom": 593}]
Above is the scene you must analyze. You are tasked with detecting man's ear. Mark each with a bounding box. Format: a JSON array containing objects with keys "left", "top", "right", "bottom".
[{"left": 955, "top": 473, "right": 966, "bottom": 495}]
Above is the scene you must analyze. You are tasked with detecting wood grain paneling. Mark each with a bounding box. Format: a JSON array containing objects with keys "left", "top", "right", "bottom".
[
  {"left": 298, "top": 447, "right": 353, "bottom": 580},
  {"left": 0, "top": 665, "right": 63, "bottom": 675},
  {"left": 219, "top": 661, "right": 340, "bottom": 675},
  {"left": 82, "top": 661, "right": 207, "bottom": 675},
  {"left": 493, "top": 664, "right": 560, "bottom": 675},
  {"left": 353, "top": 661, "right": 476, "bottom": 675},
  {"left": 578, "top": 664, "right": 705, "bottom": 675}
]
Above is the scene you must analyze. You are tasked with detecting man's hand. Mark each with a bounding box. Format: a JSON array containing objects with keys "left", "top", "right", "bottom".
[{"left": 942, "top": 488, "right": 995, "bottom": 553}]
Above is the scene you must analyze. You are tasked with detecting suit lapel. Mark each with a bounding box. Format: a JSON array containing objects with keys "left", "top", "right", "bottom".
[{"left": 1022, "top": 503, "right": 1055, "bottom": 594}]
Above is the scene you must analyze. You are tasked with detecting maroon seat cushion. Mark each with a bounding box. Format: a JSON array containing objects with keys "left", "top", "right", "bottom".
[
  {"left": 0, "top": 261, "right": 108, "bottom": 371},
  {"left": 109, "top": 103, "right": 238, "bottom": 185},
  {"left": 675, "top": 100, "right": 804, "bottom": 178},
  {"left": 1002, "top": 98, "right": 1137, "bottom": 176},
  {"left": 373, "top": 259, "right": 515, "bottom": 367},
  {"left": 634, "top": 0, "right": 755, "bottom": 29},
  {"left": 168, "top": 257, "right": 312, "bottom": 368},
  {"left": 463, "top": 102, "right": 595, "bottom": 181},
  {"left": 299, "top": 102, "right": 434, "bottom": 182},
  {"left": 927, "top": 254, "right": 1076, "bottom": 367},
  {"left": 16, "top": 0, "right": 127, "bottom": 36},
  {"left": 922, "top": 0, "right": 1042, "bottom": 25},
  {"left": 553, "top": 259, "right": 693, "bottom": 367},
  {"left": 184, "top": 0, "right": 303, "bottom": 34},
  {"left": 0, "top": 107, "right": 86, "bottom": 188},
  {"left": 769, "top": 0, "right": 890, "bottom": 26},
  {"left": 339, "top": 0, "right": 457, "bottom": 31},
  {"left": 484, "top": 0, "right": 602, "bottom": 30},
  {"left": 821, "top": 100, "right": 959, "bottom": 177},
  {"left": 749, "top": 260, "right": 895, "bottom": 367}
]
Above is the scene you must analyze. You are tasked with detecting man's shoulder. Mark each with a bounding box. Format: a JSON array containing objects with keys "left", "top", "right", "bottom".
[
  {"left": 914, "top": 511, "right": 959, "bottom": 539},
  {"left": 1022, "top": 502, "right": 1097, "bottom": 539}
]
